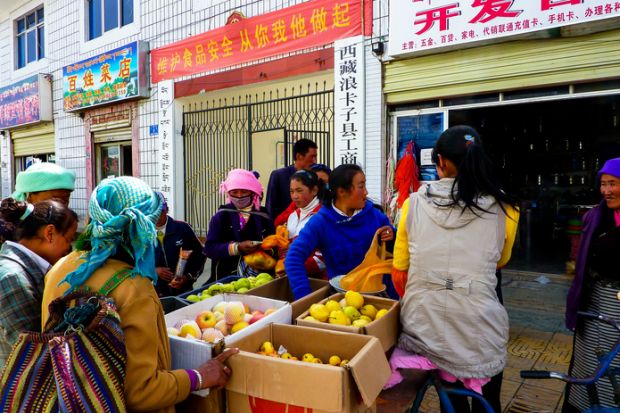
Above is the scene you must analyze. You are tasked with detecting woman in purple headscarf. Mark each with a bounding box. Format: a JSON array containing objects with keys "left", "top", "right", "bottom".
[{"left": 563, "top": 157, "right": 620, "bottom": 412}]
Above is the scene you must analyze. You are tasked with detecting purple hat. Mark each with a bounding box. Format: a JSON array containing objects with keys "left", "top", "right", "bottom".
[{"left": 598, "top": 157, "right": 620, "bottom": 180}]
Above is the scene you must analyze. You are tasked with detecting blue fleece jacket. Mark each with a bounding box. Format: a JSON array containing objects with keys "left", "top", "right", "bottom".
[{"left": 285, "top": 200, "right": 394, "bottom": 299}]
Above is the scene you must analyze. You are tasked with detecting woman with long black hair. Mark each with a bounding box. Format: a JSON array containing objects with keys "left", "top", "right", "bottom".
[{"left": 387, "top": 125, "right": 519, "bottom": 413}]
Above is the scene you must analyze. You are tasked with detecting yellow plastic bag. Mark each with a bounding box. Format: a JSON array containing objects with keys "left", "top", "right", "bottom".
[{"left": 340, "top": 228, "right": 393, "bottom": 292}]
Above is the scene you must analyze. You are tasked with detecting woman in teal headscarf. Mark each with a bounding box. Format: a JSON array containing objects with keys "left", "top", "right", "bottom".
[{"left": 41, "top": 176, "right": 237, "bottom": 413}]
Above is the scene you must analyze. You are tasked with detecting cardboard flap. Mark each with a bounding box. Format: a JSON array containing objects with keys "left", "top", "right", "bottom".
[{"left": 347, "top": 336, "right": 391, "bottom": 407}]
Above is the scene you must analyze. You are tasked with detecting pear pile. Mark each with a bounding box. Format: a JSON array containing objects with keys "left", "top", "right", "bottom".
[
  {"left": 185, "top": 273, "right": 274, "bottom": 302},
  {"left": 304, "top": 291, "right": 388, "bottom": 327},
  {"left": 256, "top": 341, "right": 349, "bottom": 367}
]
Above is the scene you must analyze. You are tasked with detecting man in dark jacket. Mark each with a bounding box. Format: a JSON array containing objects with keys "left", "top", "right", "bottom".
[
  {"left": 154, "top": 196, "right": 206, "bottom": 297},
  {"left": 265, "top": 138, "right": 318, "bottom": 219}
]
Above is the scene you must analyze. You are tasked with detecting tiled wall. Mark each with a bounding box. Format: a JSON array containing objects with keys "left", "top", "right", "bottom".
[{"left": 0, "top": 0, "right": 389, "bottom": 217}]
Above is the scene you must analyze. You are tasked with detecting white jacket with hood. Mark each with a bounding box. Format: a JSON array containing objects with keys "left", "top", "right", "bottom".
[{"left": 398, "top": 178, "right": 509, "bottom": 378}]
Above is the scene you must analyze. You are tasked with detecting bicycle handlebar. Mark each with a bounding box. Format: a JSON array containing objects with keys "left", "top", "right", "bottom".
[
  {"left": 520, "top": 371, "right": 552, "bottom": 379},
  {"left": 576, "top": 311, "right": 620, "bottom": 333}
]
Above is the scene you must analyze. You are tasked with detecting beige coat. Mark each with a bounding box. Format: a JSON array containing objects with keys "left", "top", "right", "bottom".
[
  {"left": 42, "top": 251, "right": 191, "bottom": 413},
  {"left": 398, "top": 179, "right": 509, "bottom": 378}
]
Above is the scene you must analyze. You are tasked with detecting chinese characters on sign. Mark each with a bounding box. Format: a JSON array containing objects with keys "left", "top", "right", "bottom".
[
  {"left": 1, "top": 134, "right": 11, "bottom": 198},
  {"left": 389, "top": 0, "right": 620, "bottom": 56},
  {"left": 62, "top": 42, "right": 148, "bottom": 111},
  {"left": 150, "top": 0, "right": 372, "bottom": 83},
  {"left": 334, "top": 36, "right": 365, "bottom": 167},
  {"left": 158, "top": 80, "right": 175, "bottom": 216},
  {"left": 0, "top": 74, "right": 52, "bottom": 129}
]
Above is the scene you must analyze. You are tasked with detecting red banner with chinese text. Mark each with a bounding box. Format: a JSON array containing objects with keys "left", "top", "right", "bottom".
[{"left": 151, "top": 0, "right": 371, "bottom": 83}]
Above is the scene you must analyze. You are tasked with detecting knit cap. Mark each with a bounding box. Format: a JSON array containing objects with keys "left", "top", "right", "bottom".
[
  {"left": 598, "top": 157, "right": 620, "bottom": 180},
  {"left": 12, "top": 162, "right": 75, "bottom": 201}
]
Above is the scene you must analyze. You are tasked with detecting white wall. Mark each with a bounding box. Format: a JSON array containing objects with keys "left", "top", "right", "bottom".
[{"left": 0, "top": 0, "right": 391, "bottom": 215}]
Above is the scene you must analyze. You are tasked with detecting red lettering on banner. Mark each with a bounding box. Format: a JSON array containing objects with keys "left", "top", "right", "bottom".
[
  {"left": 541, "top": 0, "right": 582, "bottom": 11},
  {"left": 414, "top": 4, "right": 461, "bottom": 34},
  {"left": 469, "top": 0, "right": 522, "bottom": 23},
  {"left": 83, "top": 70, "right": 94, "bottom": 88},
  {"left": 100, "top": 63, "right": 112, "bottom": 83}
]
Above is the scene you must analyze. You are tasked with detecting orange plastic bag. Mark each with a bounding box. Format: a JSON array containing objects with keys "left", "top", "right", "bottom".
[{"left": 340, "top": 229, "right": 393, "bottom": 292}]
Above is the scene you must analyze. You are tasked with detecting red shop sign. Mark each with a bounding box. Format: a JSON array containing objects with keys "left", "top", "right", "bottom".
[{"left": 151, "top": 0, "right": 371, "bottom": 83}]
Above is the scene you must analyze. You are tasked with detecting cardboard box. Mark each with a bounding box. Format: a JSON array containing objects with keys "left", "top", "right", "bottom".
[
  {"left": 296, "top": 293, "right": 400, "bottom": 352},
  {"left": 249, "top": 276, "right": 332, "bottom": 319},
  {"left": 225, "top": 323, "right": 390, "bottom": 413},
  {"left": 164, "top": 293, "right": 292, "bottom": 371}
]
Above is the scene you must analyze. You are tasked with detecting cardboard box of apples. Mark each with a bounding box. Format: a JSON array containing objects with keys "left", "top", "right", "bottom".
[
  {"left": 164, "top": 293, "right": 292, "bottom": 381},
  {"left": 225, "top": 323, "right": 391, "bottom": 413},
  {"left": 296, "top": 291, "right": 400, "bottom": 352},
  {"left": 180, "top": 273, "right": 275, "bottom": 303}
]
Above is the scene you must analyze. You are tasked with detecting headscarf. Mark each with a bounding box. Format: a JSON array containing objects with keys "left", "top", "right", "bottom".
[
  {"left": 219, "top": 169, "right": 263, "bottom": 210},
  {"left": 12, "top": 162, "right": 76, "bottom": 201},
  {"left": 60, "top": 176, "right": 163, "bottom": 291}
]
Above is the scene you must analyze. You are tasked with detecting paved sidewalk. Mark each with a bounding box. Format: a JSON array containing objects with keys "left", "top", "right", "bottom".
[{"left": 377, "top": 270, "right": 573, "bottom": 413}]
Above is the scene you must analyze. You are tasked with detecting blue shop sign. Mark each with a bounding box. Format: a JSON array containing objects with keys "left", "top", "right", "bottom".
[{"left": 62, "top": 41, "right": 149, "bottom": 112}]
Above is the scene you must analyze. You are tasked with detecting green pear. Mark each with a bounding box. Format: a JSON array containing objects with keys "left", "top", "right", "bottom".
[
  {"left": 343, "top": 306, "right": 361, "bottom": 321},
  {"left": 186, "top": 294, "right": 200, "bottom": 303}
]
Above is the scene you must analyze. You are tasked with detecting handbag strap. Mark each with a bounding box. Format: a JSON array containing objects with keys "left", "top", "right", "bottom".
[{"left": 98, "top": 268, "right": 132, "bottom": 296}]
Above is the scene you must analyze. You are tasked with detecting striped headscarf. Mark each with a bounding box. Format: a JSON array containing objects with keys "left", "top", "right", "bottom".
[{"left": 60, "top": 176, "right": 163, "bottom": 291}]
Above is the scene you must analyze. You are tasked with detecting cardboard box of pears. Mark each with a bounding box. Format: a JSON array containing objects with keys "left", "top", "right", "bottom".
[{"left": 164, "top": 277, "right": 399, "bottom": 407}]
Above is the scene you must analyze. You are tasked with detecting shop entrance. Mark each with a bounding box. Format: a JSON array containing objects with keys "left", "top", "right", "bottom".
[
  {"left": 450, "top": 95, "right": 620, "bottom": 274},
  {"left": 183, "top": 85, "right": 334, "bottom": 237}
]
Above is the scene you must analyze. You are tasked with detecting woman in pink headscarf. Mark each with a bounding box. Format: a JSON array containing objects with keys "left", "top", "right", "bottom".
[{"left": 203, "top": 169, "right": 275, "bottom": 280}]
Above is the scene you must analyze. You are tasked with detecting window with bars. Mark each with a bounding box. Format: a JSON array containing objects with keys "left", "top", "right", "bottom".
[
  {"left": 16, "top": 7, "right": 44, "bottom": 69},
  {"left": 87, "top": 0, "right": 133, "bottom": 40}
]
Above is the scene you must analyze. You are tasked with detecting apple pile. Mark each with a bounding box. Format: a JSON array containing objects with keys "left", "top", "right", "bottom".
[
  {"left": 167, "top": 300, "right": 277, "bottom": 344},
  {"left": 257, "top": 341, "right": 349, "bottom": 367},
  {"left": 303, "top": 291, "right": 389, "bottom": 327},
  {"left": 185, "top": 273, "right": 274, "bottom": 303}
]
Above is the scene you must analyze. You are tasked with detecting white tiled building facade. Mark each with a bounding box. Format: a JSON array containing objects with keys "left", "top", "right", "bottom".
[{"left": 0, "top": 0, "right": 389, "bottom": 221}]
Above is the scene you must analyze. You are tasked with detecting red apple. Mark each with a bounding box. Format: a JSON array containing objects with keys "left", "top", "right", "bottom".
[
  {"left": 249, "top": 311, "right": 265, "bottom": 324},
  {"left": 195, "top": 310, "right": 217, "bottom": 330}
]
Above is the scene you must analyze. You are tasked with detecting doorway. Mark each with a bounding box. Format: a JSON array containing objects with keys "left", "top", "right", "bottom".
[{"left": 450, "top": 95, "right": 620, "bottom": 274}]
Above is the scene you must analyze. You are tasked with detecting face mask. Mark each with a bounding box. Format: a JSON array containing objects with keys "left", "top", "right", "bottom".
[{"left": 231, "top": 194, "right": 253, "bottom": 209}]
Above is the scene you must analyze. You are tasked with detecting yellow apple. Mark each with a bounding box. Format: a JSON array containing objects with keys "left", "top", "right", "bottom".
[
  {"left": 360, "top": 304, "right": 378, "bottom": 320},
  {"left": 302, "top": 353, "right": 315, "bottom": 363},
  {"left": 345, "top": 291, "right": 364, "bottom": 309},
  {"left": 311, "top": 358, "right": 323, "bottom": 364},
  {"left": 328, "top": 355, "right": 341, "bottom": 366},
  {"left": 343, "top": 306, "right": 361, "bottom": 321},
  {"left": 359, "top": 315, "right": 372, "bottom": 323},
  {"left": 352, "top": 318, "right": 370, "bottom": 327},
  {"left": 179, "top": 321, "right": 201, "bottom": 339},
  {"left": 328, "top": 310, "right": 351, "bottom": 326},
  {"left": 309, "top": 303, "right": 329, "bottom": 322},
  {"left": 304, "top": 315, "right": 318, "bottom": 322},
  {"left": 324, "top": 300, "right": 341, "bottom": 313},
  {"left": 195, "top": 310, "right": 217, "bottom": 330},
  {"left": 375, "top": 309, "right": 389, "bottom": 320},
  {"left": 340, "top": 359, "right": 349, "bottom": 367},
  {"left": 230, "top": 320, "right": 249, "bottom": 333},
  {"left": 260, "top": 341, "right": 275, "bottom": 355}
]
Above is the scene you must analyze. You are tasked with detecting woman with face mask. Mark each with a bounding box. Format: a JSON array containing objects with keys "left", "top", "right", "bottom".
[{"left": 203, "top": 169, "right": 275, "bottom": 280}]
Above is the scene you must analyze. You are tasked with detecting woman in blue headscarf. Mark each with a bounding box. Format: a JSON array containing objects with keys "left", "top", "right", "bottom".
[{"left": 41, "top": 177, "right": 237, "bottom": 413}]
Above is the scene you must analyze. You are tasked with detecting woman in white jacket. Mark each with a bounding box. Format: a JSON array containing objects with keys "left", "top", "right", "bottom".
[{"left": 388, "top": 125, "right": 519, "bottom": 413}]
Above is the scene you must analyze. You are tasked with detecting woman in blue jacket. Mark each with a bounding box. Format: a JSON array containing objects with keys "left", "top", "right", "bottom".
[{"left": 285, "top": 164, "right": 395, "bottom": 299}]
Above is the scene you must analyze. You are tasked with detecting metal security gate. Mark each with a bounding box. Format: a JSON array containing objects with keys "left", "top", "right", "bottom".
[{"left": 183, "top": 83, "right": 333, "bottom": 237}]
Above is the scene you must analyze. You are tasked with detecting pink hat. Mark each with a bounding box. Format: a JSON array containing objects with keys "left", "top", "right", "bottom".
[{"left": 220, "top": 169, "right": 263, "bottom": 209}]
